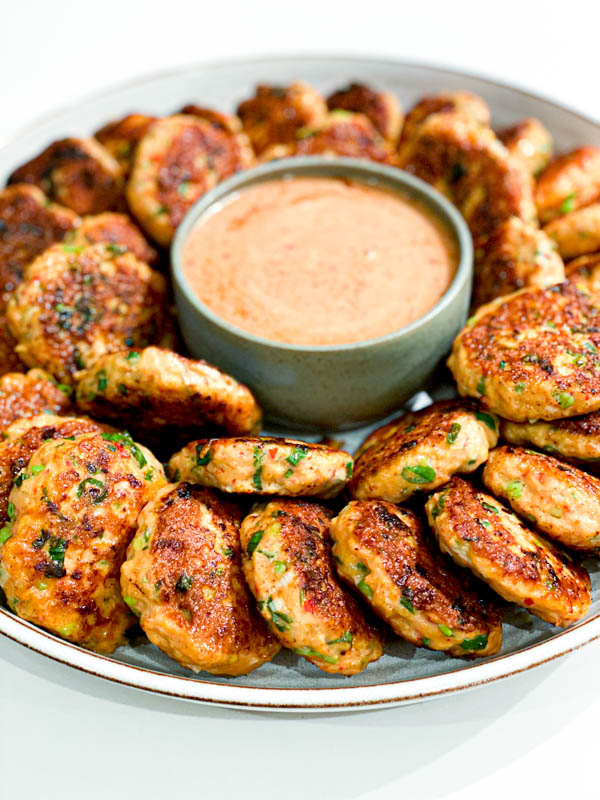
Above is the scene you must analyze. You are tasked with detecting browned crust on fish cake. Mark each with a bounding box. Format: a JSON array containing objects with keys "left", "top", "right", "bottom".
[
  {"left": 95, "top": 113, "right": 158, "bottom": 174},
  {"left": 326, "top": 83, "right": 403, "bottom": 143},
  {"left": 399, "top": 91, "right": 491, "bottom": 146},
  {"left": 497, "top": 117, "right": 553, "bottom": 176},
  {"left": 535, "top": 146, "right": 600, "bottom": 223},
  {"left": 67, "top": 212, "right": 158, "bottom": 265},
  {"left": 0, "top": 369, "right": 70, "bottom": 430}
]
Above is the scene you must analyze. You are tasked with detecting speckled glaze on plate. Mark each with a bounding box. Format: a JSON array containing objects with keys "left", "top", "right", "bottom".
[{"left": 1, "top": 55, "right": 599, "bottom": 712}]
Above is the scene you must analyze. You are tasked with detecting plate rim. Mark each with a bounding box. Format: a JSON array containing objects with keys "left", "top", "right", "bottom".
[{"left": 1, "top": 52, "right": 599, "bottom": 711}]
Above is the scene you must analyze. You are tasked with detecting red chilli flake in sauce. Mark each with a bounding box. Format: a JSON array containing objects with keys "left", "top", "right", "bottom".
[{"left": 182, "top": 176, "right": 458, "bottom": 346}]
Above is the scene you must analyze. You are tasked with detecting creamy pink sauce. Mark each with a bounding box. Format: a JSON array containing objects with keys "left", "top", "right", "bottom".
[{"left": 182, "top": 176, "right": 458, "bottom": 346}]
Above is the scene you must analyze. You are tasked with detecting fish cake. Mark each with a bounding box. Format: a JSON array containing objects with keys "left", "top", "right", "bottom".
[
  {"left": 0, "top": 413, "right": 104, "bottom": 527},
  {"left": 120, "top": 482, "right": 280, "bottom": 675},
  {"left": 95, "top": 113, "right": 158, "bottom": 175},
  {"left": 400, "top": 91, "right": 491, "bottom": 146},
  {"left": 292, "top": 111, "right": 394, "bottom": 163},
  {"left": 168, "top": 436, "right": 352, "bottom": 498},
  {"left": 535, "top": 146, "right": 600, "bottom": 223},
  {"left": 330, "top": 500, "right": 502, "bottom": 657},
  {"left": 0, "top": 368, "right": 70, "bottom": 430},
  {"left": 7, "top": 243, "right": 168, "bottom": 383},
  {"left": 126, "top": 115, "right": 254, "bottom": 246},
  {"left": 0, "top": 430, "right": 166, "bottom": 652},
  {"left": 472, "top": 217, "right": 564, "bottom": 308},
  {"left": 326, "top": 83, "right": 403, "bottom": 143},
  {"left": 240, "top": 499, "right": 384, "bottom": 675},
  {"left": 237, "top": 82, "right": 328, "bottom": 155},
  {"left": 0, "top": 184, "right": 79, "bottom": 305},
  {"left": 425, "top": 477, "right": 591, "bottom": 626},
  {"left": 543, "top": 203, "right": 600, "bottom": 260},
  {"left": 448, "top": 280, "right": 600, "bottom": 421},
  {"left": 497, "top": 117, "right": 553, "bottom": 176},
  {"left": 397, "top": 112, "right": 536, "bottom": 238},
  {"left": 350, "top": 400, "right": 498, "bottom": 503},
  {"left": 483, "top": 445, "right": 600, "bottom": 550},
  {"left": 8, "top": 137, "right": 123, "bottom": 215},
  {"left": 0, "top": 313, "right": 25, "bottom": 375},
  {"left": 500, "top": 412, "right": 600, "bottom": 464},
  {"left": 66, "top": 212, "right": 159, "bottom": 265},
  {"left": 179, "top": 105, "right": 245, "bottom": 135},
  {"left": 75, "top": 347, "right": 262, "bottom": 436}
]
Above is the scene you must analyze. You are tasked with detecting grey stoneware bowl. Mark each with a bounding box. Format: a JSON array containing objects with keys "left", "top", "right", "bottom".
[{"left": 171, "top": 156, "right": 473, "bottom": 431}]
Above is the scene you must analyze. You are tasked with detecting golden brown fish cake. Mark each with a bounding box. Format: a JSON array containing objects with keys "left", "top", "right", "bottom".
[
  {"left": 120, "top": 482, "right": 280, "bottom": 675},
  {"left": 397, "top": 112, "right": 536, "bottom": 239},
  {"left": 472, "top": 217, "right": 564, "bottom": 308},
  {"left": 399, "top": 91, "right": 491, "bottom": 146},
  {"left": 0, "top": 368, "right": 70, "bottom": 431},
  {"left": 0, "top": 184, "right": 79, "bottom": 306},
  {"left": 240, "top": 499, "right": 384, "bottom": 675},
  {"left": 535, "top": 147, "right": 600, "bottom": 223},
  {"left": 179, "top": 105, "right": 244, "bottom": 135},
  {"left": 425, "top": 477, "right": 591, "bottom": 626},
  {"left": 350, "top": 400, "right": 498, "bottom": 503},
  {"left": 330, "top": 500, "right": 503, "bottom": 657},
  {"left": 292, "top": 111, "right": 394, "bottom": 163},
  {"left": 0, "top": 430, "right": 166, "bottom": 652},
  {"left": 237, "top": 82, "right": 328, "bottom": 156},
  {"left": 326, "top": 83, "right": 403, "bottom": 143},
  {"left": 7, "top": 243, "right": 168, "bottom": 383},
  {"left": 497, "top": 118, "right": 553, "bottom": 176},
  {"left": 95, "top": 113, "right": 158, "bottom": 175},
  {"left": 126, "top": 115, "right": 253, "bottom": 246},
  {"left": 66, "top": 212, "right": 159, "bottom": 265},
  {"left": 75, "top": 347, "right": 262, "bottom": 436},
  {"left": 8, "top": 137, "right": 123, "bottom": 215},
  {"left": 168, "top": 436, "right": 352, "bottom": 498},
  {"left": 500, "top": 412, "right": 600, "bottom": 463},
  {"left": 483, "top": 445, "right": 600, "bottom": 550},
  {"left": 543, "top": 203, "right": 600, "bottom": 260},
  {"left": 0, "top": 313, "right": 25, "bottom": 375},
  {"left": 448, "top": 280, "right": 600, "bottom": 421},
  {"left": 0, "top": 413, "right": 105, "bottom": 527}
]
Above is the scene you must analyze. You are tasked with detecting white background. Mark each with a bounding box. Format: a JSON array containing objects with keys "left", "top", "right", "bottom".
[{"left": 1, "top": 1, "right": 599, "bottom": 798}]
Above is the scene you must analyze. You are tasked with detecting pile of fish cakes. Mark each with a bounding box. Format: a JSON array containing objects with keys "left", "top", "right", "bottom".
[{"left": 0, "top": 80, "right": 599, "bottom": 679}]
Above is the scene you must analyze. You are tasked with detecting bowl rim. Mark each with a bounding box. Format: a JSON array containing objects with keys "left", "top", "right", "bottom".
[{"left": 170, "top": 155, "right": 473, "bottom": 353}]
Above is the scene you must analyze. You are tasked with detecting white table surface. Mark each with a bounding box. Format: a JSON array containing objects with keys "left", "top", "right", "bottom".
[{"left": 1, "top": 2, "right": 599, "bottom": 797}]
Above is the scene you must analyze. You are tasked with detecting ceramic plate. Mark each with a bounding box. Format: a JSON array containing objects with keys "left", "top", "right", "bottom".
[{"left": 1, "top": 55, "right": 600, "bottom": 711}]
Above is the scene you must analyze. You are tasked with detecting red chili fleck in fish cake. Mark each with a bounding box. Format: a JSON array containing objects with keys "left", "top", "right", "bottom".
[
  {"left": 0, "top": 184, "right": 79, "bottom": 306},
  {"left": 95, "top": 113, "right": 158, "bottom": 175},
  {"left": 66, "top": 212, "right": 159, "bottom": 265},
  {"left": 448, "top": 280, "right": 600, "bottom": 421},
  {"left": 0, "top": 430, "right": 166, "bottom": 653},
  {"left": 425, "top": 477, "right": 591, "bottom": 626},
  {"left": 397, "top": 112, "right": 536, "bottom": 238},
  {"left": 535, "top": 146, "right": 600, "bottom": 224},
  {"left": 126, "top": 115, "right": 254, "bottom": 246},
  {"left": 240, "top": 498, "right": 384, "bottom": 675},
  {"left": 237, "top": 82, "right": 328, "bottom": 155},
  {"left": 8, "top": 137, "right": 123, "bottom": 215},
  {"left": 326, "top": 83, "right": 403, "bottom": 143},
  {"left": 0, "top": 368, "right": 70, "bottom": 431},
  {"left": 497, "top": 117, "right": 553, "bottom": 176},
  {"left": 6, "top": 243, "right": 168, "bottom": 383},
  {"left": 330, "top": 500, "right": 502, "bottom": 657},
  {"left": 75, "top": 347, "right": 262, "bottom": 436},
  {"left": 472, "top": 217, "right": 564, "bottom": 309},
  {"left": 120, "top": 482, "right": 280, "bottom": 675},
  {"left": 399, "top": 91, "right": 491, "bottom": 146}
]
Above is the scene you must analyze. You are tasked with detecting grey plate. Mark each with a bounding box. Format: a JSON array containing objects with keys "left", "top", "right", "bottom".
[{"left": 1, "top": 55, "right": 599, "bottom": 711}]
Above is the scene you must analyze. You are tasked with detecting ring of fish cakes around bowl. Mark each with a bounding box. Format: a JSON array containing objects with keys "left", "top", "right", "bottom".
[
  {"left": 8, "top": 137, "right": 123, "bottom": 216},
  {"left": 0, "top": 369, "right": 71, "bottom": 430},
  {"left": 326, "top": 82, "right": 404, "bottom": 144},
  {"left": 483, "top": 445, "right": 600, "bottom": 551},
  {"left": 6, "top": 242, "right": 168, "bottom": 384},
  {"left": 240, "top": 498, "right": 384, "bottom": 675},
  {"left": 349, "top": 400, "right": 498, "bottom": 503},
  {"left": 168, "top": 436, "right": 353, "bottom": 499},
  {"left": 0, "top": 430, "right": 166, "bottom": 653},
  {"left": 425, "top": 477, "right": 591, "bottom": 627},
  {"left": 448, "top": 279, "right": 600, "bottom": 421},
  {"left": 126, "top": 114, "right": 254, "bottom": 246},
  {"left": 330, "top": 500, "right": 503, "bottom": 658},
  {"left": 500, "top": 412, "right": 600, "bottom": 464},
  {"left": 75, "top": 347, "right": 262, "bottom": 436},
  {"left": 0, "top": 414, "right": 107, "bottom": 530},
  {"left": 120, "top": 482, "right": 280, "bottom": 676}
]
